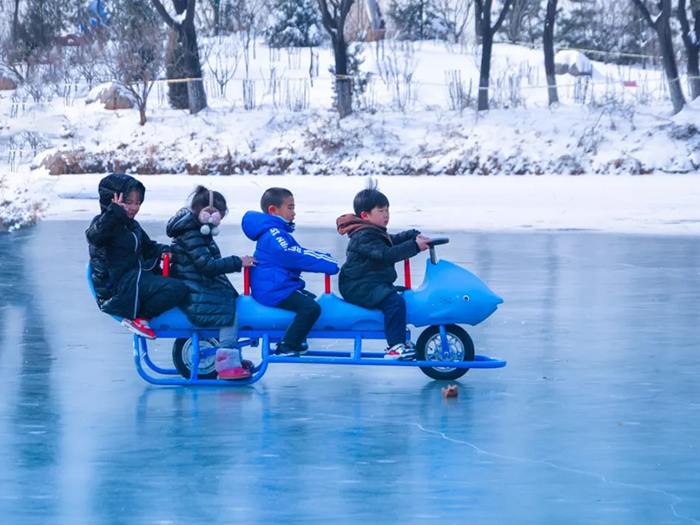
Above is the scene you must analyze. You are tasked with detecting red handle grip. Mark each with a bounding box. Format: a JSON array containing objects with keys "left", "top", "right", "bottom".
[
  {"left": 325, "top": 274, "right": 331, "bottom": 294},
  {"left": 162, "top": 253, "right": 170, "bottom": 277},
  {"left": 244, "top": 266, "right": 250, "bottom": 296},
  {"left": 404, "top": 259, "right": 411, "bottom": 289}
]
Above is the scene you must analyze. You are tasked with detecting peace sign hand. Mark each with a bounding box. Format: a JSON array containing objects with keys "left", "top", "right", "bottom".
[{"left": 112, "top": 193, "right": 127, "bottom": 211}]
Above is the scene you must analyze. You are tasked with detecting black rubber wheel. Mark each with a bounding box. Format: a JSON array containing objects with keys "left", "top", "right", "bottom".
[
  {"left": 415, "top": 325, "right": 475, "bottom": 381},
  {"left": 172, "top": 338, "right": 219, "bottom": 380}
]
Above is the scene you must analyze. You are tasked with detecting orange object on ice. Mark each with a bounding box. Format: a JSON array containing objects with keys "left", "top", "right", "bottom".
[{"left": 442, "top": 384, "right": 459, "bottom": 398}]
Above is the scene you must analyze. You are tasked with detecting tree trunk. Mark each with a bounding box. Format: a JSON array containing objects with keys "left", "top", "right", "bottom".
[
  {"left": 475, "top": 1, "right": 483, "bottom": 42},
  {"left": 687, "top": 48, "right": 700, "bottom": 100},
  {"left": 658, "top": 8, "right": 686, "bottom": 113},
  {"left": 543, "top": 0, "right": 558, "bottom": 106},
  {"left": 631, "top": 0, "right": 685, "bottom": 113},
  {"left": 154, "top": 0, "right": 208, "bottom": 112},
  {"left": 478, "top": 29, "right": 493, "bottom": 111},
  {"left": 214, "top": 0, "right": 220, "bottom": 36},
  {"left": 334, "top": 37, "right": 352, "bottom": 118},
  {"left": 12, "top": 0, "right": 20, "bottom": 42},
  {"left": 182, "top": 21, "right": 207, "bottom": 114},
  {"left": 678, "top": 0, "right": 700, "bottom": 100},
  {"left": 166, "top": 29, "right": 189, "bottom": 109}
]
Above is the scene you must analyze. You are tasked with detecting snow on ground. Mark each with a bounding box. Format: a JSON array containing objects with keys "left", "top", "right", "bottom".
[
  {"left": 46, "top": 173, "right": 700, "bottom": 236},
  {"left": 0, "top": 170, "right": 50, "bottom": 231},
  {"left": 3, "top": 41, "right": 700, "bottom": 176}
]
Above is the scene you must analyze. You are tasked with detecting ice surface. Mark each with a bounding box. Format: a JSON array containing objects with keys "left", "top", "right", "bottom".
[{"left": 0, "top": 221, "right": 699, "bottom": 523}]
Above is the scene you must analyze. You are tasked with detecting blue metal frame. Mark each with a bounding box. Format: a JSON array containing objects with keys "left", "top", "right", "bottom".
[{"left": 132, "top": 327, "right": 507, "bottom": 386}]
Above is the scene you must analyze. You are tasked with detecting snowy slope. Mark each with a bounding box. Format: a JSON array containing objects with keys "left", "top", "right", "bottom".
[{"left": 2, "top": 40, "right": 699, "bottom": 177}]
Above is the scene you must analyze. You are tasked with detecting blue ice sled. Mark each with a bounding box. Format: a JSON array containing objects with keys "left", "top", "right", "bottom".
[{"left": 87, "top": 239, "right": 506, "bottom": 386}]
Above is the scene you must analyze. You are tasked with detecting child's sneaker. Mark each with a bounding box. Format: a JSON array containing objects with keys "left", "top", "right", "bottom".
[
  {"left": 275, "top": 342, "right": 308, "bottom": 356},
  {"left": 121, "top": 318, "right": 156, "bottom": 339},
  {"left": 218, "top": 366, "right": 252, "bottom": 381},
  {"left": 384, "top": 343, "right": 416, "bottom": 361}
]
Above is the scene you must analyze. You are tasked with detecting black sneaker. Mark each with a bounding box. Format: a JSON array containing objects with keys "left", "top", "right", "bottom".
[{"left": 275, "top": 342, "right": 306, "bottom": 357}]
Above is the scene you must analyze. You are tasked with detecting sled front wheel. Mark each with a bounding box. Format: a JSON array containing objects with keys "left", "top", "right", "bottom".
[
  {"left": 172, "top": 338, "right": 219, "bottom": 380},
  {"left": 416, "top": 325, "right": 474, "bottom": 381}
]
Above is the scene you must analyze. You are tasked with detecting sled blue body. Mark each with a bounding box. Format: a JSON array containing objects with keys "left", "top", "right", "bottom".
[{"left": 87, "top": 241, "right": 506, "bottom": 386}]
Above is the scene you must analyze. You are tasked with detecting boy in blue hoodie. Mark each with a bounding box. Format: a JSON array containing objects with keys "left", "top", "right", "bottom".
[{"left": 242, "top": 188, "right": 339, "bottom": 356}]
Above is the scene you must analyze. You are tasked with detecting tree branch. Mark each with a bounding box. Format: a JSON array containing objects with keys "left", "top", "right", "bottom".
[
  {"left": 630, "top": 0, "right": 657, "bottom": 30},
  {"left": 317, "top": 0, "right": 338, "bottom": 35},
  {"left": 492, "top": 0, "right": 514, "bottom": 33},
  {"left": 151, "top": 0, "right": 178, "bottom": 29}
]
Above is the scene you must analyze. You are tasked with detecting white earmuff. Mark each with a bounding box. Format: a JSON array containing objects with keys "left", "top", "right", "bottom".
[{"left": 200, "top": 224, "right": 219, "bottom": 236}]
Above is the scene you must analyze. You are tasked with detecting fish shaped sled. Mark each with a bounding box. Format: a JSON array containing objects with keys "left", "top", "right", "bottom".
[{"left": 88, "top": 238, "right": 506, "bottom": 386}]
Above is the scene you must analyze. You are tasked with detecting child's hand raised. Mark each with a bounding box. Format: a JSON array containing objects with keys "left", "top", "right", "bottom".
[
  {"left": 111, "top": 193, "right": 127, "bottom": 211},
  {"left": 416, "top": 235, "right": 432, "bottom": 252},
  {"left": 241, "top": 256, "right": 258, "bottom": 267}
]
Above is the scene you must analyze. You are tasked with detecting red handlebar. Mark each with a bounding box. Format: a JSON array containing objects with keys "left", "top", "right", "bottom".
[
  {"left": 162, "top": 253, "right": 170, "bottom": 277},
  {"left": 325, "top": 274, "right": 331, "bottom": 294},
  {"left": 404, "top": 259, "right": 411, "bottom": 289},
  {"left": 244, "top": 267, "right": 250, "bottom": 296}
]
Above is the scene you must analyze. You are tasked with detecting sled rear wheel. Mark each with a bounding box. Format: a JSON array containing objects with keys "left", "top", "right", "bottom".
[
  {"left": 172, "top": 338, "right": 219, "bottom": 380},
  {"left": 416, "top": 325, "right": 474, "bottom": 381}
]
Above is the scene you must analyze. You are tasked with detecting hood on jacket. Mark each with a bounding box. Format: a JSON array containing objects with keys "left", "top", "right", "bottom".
[
  {"left": 336, "top": 213, "right": 390, "bottom": 240},
  {"left": 242, "top": 211, "right": 294, "bottom": 241},
  {"left": 167, "top": 207, "right": 201, "bottom": 238},
  {"left": 98, "top": 173, "right": 145, "bottom": 213}
]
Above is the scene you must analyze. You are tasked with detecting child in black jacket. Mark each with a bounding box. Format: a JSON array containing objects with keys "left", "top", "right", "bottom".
[
  {"left": 86, "top": 174, "right": 187, "bottom": 339},
  {"left": 167, "top": 186, "right": 257, "bottom": 380},
  {"left": 337, "top": 183, "right": 431, "bottom": 360}
]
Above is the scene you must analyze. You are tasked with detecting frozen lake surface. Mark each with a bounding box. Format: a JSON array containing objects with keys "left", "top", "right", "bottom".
[{"left": 1, "top": 221, "right": 699, "bottom": 524}]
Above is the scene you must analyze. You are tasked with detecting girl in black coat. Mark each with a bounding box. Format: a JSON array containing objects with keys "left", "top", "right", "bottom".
[
  {"left": 87, "top": 174, "right": 187, "bottom": 339},
  {"left": 167, "top": 186, "right": 257, "bottom": 380}
]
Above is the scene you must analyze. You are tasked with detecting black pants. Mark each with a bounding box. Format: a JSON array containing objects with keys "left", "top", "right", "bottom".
[
  {"left": 137, "top": 272, "right": 187, "bottom": 319},
  {"left": 277, "top": 290, "right": 321, "bottom": 349},
  {"left": 379, "top": 292, "right": 406, "bottom": 347}
]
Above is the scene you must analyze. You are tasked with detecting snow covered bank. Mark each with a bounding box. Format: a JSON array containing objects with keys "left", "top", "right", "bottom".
[
  {"left": 0, "top": 171, "right": 50, "bottom": 232},
  {"left": 25, "top": 103, "right": 700, "bottom": 176},
  {"left": 46, "top": 174, "right": 700, "bottom": 236},
  {"left": 4, "top": 41, "right": 700, "bottom": 176}
]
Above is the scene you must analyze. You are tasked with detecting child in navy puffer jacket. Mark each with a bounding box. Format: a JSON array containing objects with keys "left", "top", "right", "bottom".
[{"left": 241, "top": 187, "right": 338, "bottom": 356}]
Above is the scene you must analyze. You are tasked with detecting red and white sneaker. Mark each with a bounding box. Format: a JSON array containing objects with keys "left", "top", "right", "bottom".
[
  {"left": 121, "top": 318, "right": 156, "bottom": 339},
  {"left": 384, "top": 343, "right": 416, "bottom": 361}
]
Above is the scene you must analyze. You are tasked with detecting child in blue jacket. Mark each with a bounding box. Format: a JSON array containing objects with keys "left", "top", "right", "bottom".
[{"left": 242, "top": 187, "right": 339, "bottom": 356}]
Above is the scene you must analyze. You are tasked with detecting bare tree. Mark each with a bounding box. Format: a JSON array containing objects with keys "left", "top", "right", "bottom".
[
  {"left": 630, "top": 0, "right": 685, "bottom": 114},
  {"left": 543, "top": 0, "right": 558, "bottom": 105},
  {"left": 103, "top": 27, "right": 165, "bottom": 125},
  {"left": 435, "top": 0, "right": 472, "bottom": 44},
  {"left": 201, "top": 35, "right": 240, "bottom": 96},
  {"left": 678, "top": 0, "right": 700, "bottom": 100},
  {"left": 318, "top": 0, "right": 356, "bottom": 118},
  {"left": 151, "top": 0, "right": 208, "bottom": 113},
  {"left": 475, "top": 0, "right": 514, "bottom": 111}
]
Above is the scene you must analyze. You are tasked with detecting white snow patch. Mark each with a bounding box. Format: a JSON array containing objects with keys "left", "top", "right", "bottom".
[
  {"left": 0, "top": 169, "right": 51, "bottom": 232},
  {"left": 46, "top": 174, "right": 700, "bottom": 236}
]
